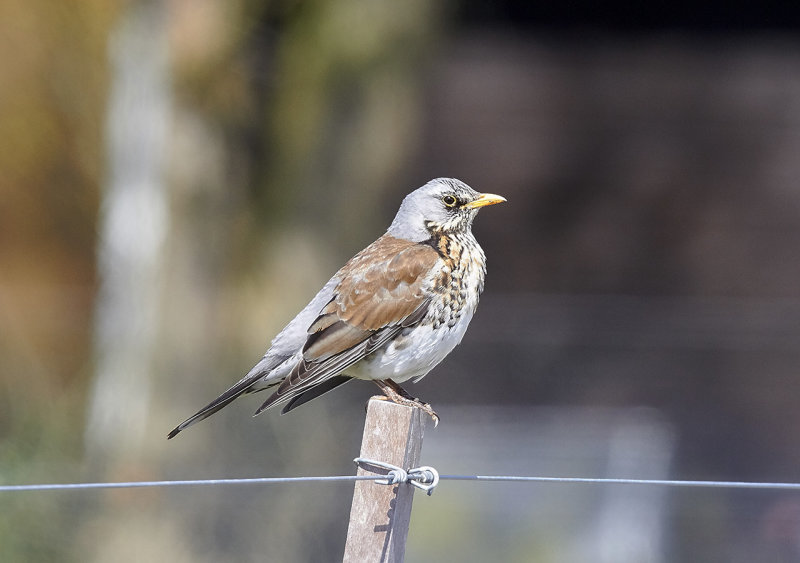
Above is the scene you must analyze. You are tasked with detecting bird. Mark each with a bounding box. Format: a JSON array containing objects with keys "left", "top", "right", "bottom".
[{"left": 167, "top": 178, "right": 505, "bottom": 439}]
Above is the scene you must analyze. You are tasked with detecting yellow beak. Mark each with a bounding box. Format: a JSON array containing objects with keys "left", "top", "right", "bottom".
[{"left": 465, "top": 193, "right": 507, "bottom": 209}]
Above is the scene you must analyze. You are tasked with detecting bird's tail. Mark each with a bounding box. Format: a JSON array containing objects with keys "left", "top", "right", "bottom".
[{"left": 167, "top": 356, "right": 283, "bottom": 439}]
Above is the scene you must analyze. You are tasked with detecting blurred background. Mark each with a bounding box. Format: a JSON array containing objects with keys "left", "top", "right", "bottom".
[{"left": 2, "top": 0, "right": 800, "bottom": 561}]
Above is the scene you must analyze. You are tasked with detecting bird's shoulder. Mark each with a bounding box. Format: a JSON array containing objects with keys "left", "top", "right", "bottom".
[
  {"left": 330, "top": 234, "right": 440, "bottom": 330},
  {"left": 266, "top": 235, "right": 437, "bottom": 364},
  {"left": 299, "top": 235, "right": 438, "bottom": 362}
]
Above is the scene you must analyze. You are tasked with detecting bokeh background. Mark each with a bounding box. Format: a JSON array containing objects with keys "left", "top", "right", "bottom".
[{"left": 3, "top": 1, "right": 800, "bottom": 561}]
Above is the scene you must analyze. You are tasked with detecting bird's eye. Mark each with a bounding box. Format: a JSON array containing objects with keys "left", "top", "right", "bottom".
[{"left": 442, "top": 195, "right": 458, "bottom": 207}]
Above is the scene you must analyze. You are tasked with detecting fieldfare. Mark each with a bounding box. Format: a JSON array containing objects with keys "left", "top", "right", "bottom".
[{"left": 168, "top": 178, "right": 505, "bottom": 438}]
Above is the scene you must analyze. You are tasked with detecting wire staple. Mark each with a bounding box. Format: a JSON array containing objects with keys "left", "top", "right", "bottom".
[{"left": 353, "top": 458, "right": 439, "bottom": 495}]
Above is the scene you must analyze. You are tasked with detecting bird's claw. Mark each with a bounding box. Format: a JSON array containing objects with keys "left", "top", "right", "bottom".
[{"left": 415, "top": 400, "right": 440, "bottom": 428}]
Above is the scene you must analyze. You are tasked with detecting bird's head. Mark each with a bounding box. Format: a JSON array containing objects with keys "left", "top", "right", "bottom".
[{"left": 387, "top": 178, "right": 506, "bottom": 242}]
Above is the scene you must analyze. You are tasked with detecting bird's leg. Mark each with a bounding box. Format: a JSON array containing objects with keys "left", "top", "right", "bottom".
[{"left": 373, "top": 379, "right": 440, "bottom": 427}]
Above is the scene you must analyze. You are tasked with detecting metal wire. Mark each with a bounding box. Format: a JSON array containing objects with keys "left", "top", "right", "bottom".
[
  {"left": 0, "top": 475, "right": 377, "bottom": 492},
  {"left": 438, "top": 475, "right": 800, "bottom": 490},
  {"left": 4, "top": 472, "right": 800, "bottom": 492}
]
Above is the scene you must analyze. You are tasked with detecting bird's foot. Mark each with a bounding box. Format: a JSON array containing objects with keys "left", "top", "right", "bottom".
[{"left": 372, "top": 380, "right": 440, "bottom": 427}]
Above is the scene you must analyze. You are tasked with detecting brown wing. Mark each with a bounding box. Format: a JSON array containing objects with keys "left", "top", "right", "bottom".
[{"left": 255, "top": 235, "right": 439, "bottom": 413}]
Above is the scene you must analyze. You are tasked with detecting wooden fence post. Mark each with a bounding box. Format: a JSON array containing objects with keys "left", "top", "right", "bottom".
[{"left": 342, "top": 398, "right": 426, "bottom": 563}]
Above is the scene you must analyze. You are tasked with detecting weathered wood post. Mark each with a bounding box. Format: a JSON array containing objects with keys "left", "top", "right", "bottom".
[{"left": 342, "top": 398, "right": 426, "bottom": 562}]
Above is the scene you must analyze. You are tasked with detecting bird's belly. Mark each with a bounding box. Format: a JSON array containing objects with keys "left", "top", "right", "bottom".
[{"left": 347, "top": 307, "right": 476, "bottom": 383}]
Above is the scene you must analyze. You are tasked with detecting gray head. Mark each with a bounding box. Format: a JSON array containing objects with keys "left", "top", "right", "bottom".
[{"left": 387, "top": 178, "right": 506, "bottom": 242}]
